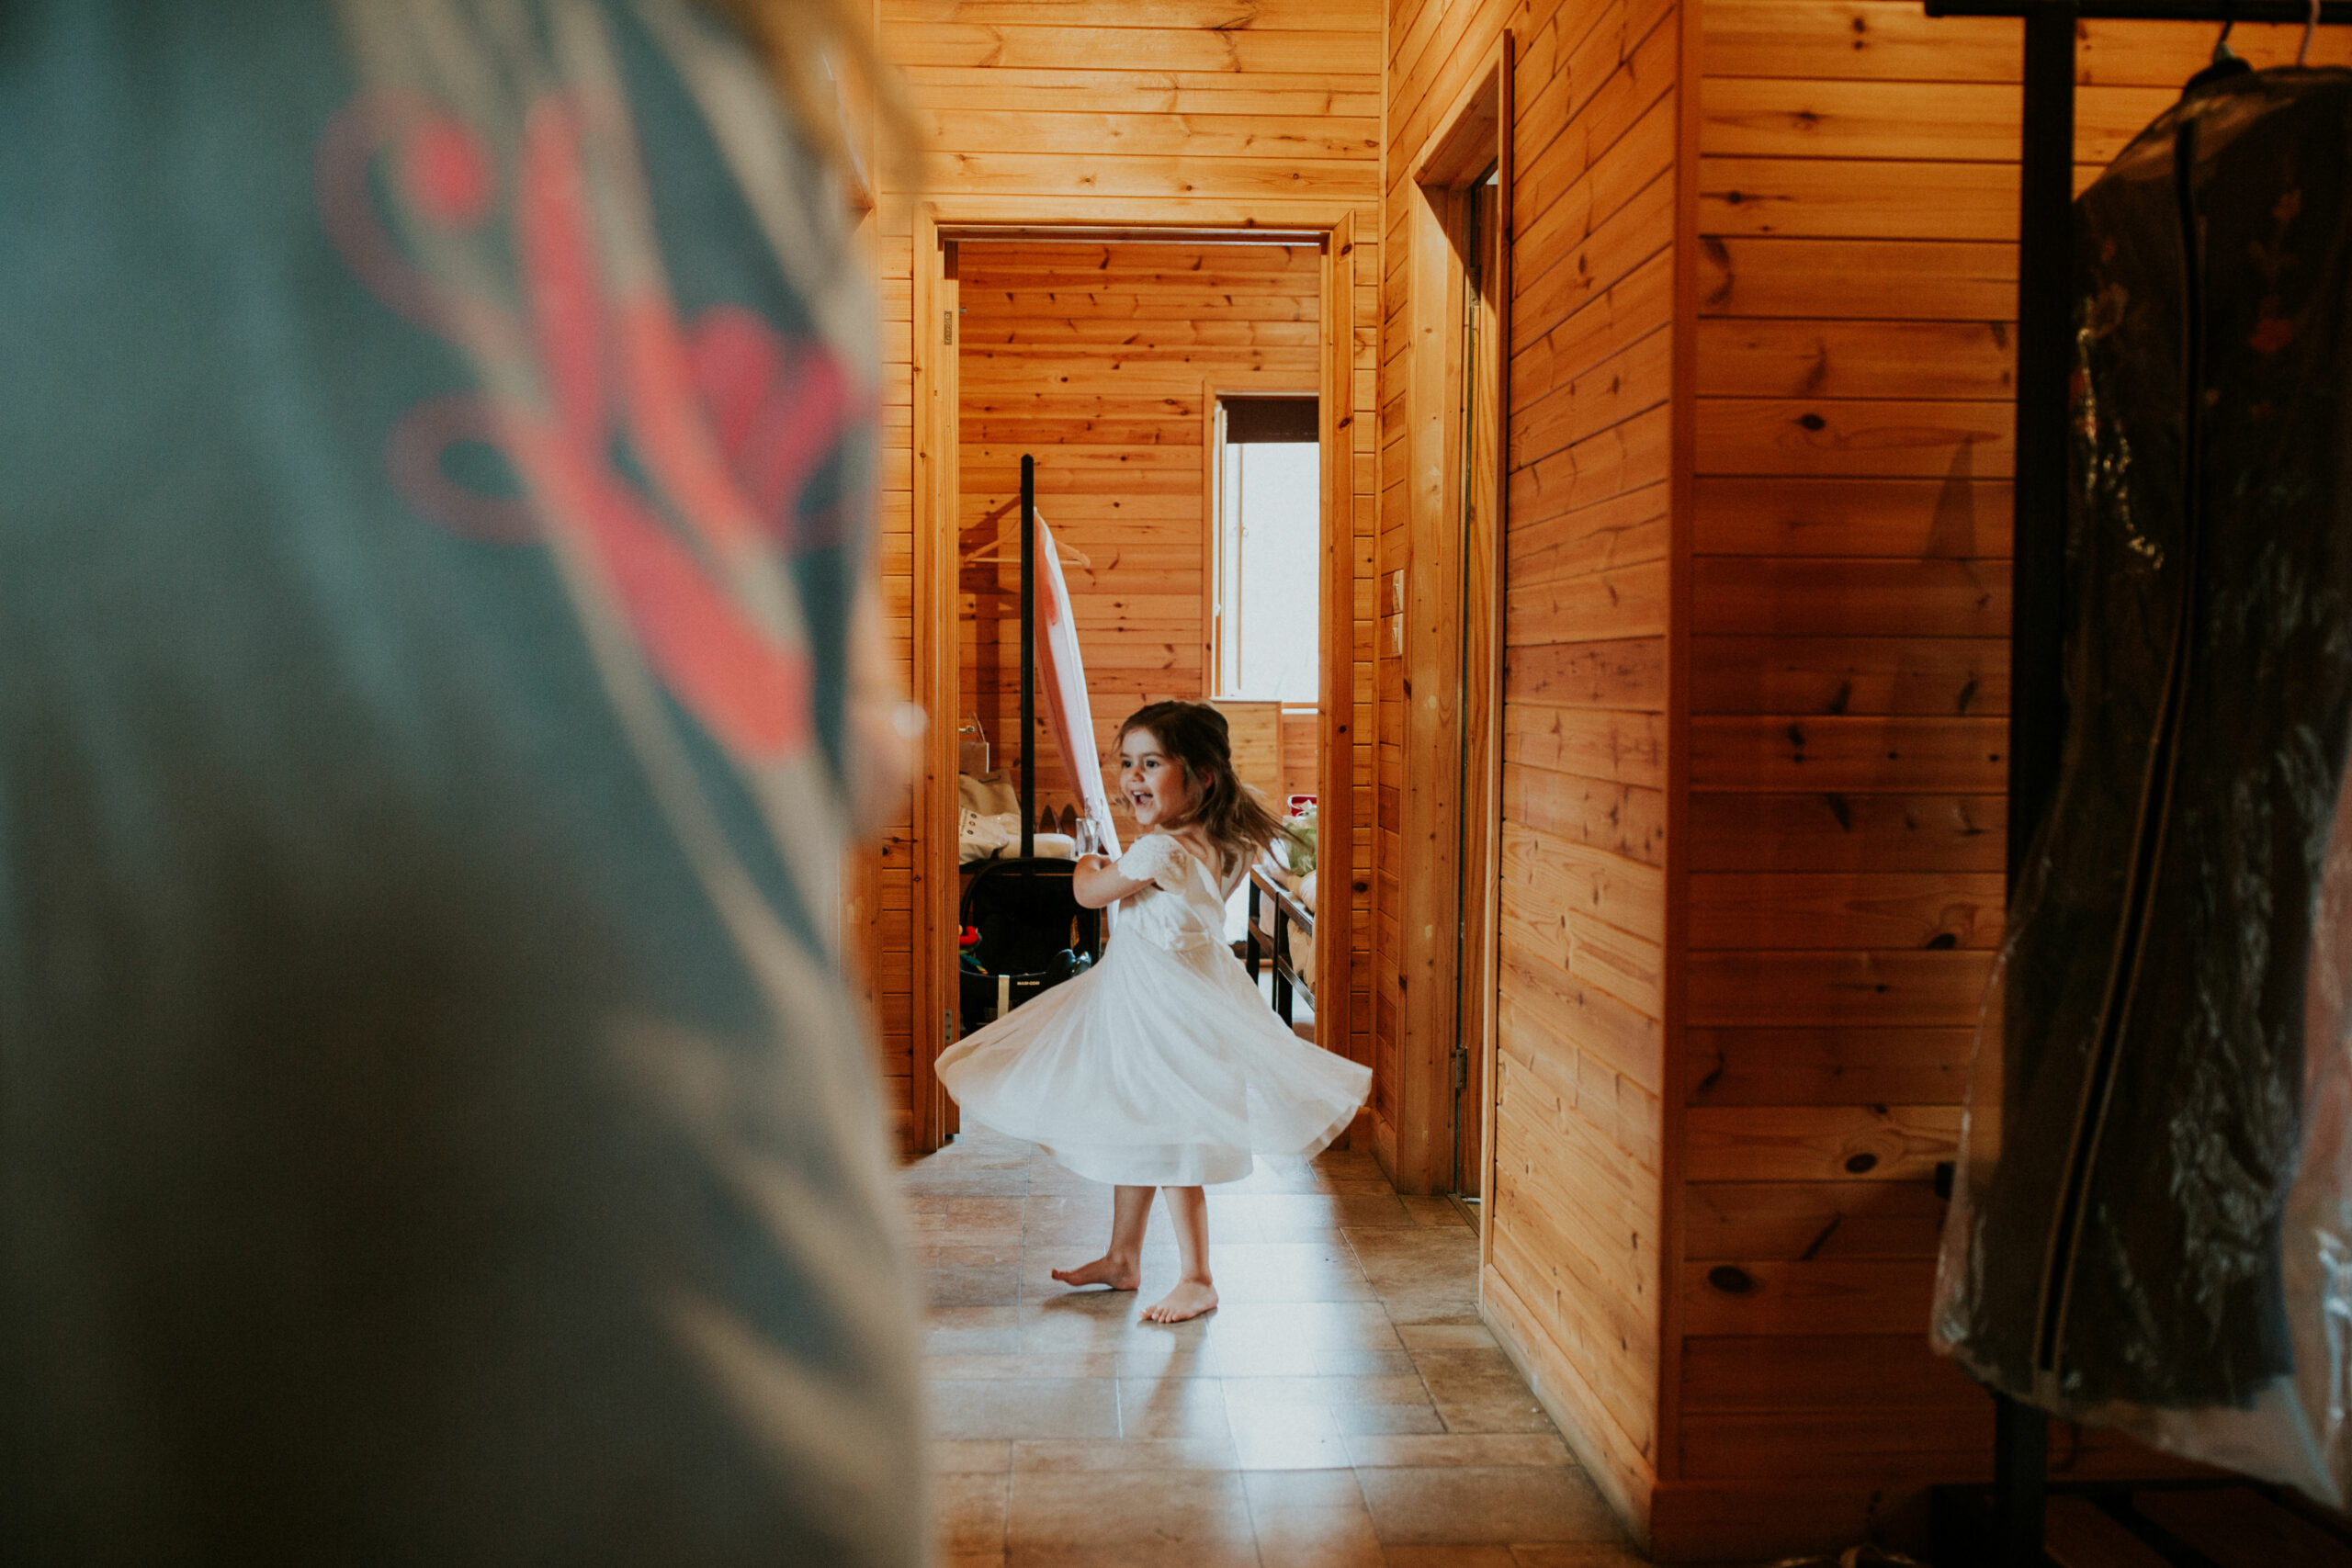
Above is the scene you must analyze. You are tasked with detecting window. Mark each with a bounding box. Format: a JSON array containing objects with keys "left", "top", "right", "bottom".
[{"left": 1212, "top": 396, "right": 1319, "bottom": 703}]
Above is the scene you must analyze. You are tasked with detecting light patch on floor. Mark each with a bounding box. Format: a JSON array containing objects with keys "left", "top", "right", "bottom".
[{"left": 902, "top": 1125, "right": 1648, "bottom": 1567}]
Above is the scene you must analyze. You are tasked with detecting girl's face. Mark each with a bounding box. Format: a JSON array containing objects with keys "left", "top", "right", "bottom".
[{"left": 1116, "top": 728, "right": 1193, "bottom": 829}]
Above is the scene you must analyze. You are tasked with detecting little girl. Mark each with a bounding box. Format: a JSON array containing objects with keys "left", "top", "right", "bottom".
[{"left": 934, "top": 700, "right": 1373, "bottom": 1323}]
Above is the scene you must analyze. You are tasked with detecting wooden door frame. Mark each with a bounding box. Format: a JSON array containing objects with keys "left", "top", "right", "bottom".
[
  {"left": 908, "top": 202, "right": 1363, "bottom": 1155},
  {"left": 1392, "top": 36, "right": 1513, "bottom": 1201},
  {"left": 1455, "top": 152, "right": 1508, "bottom": 1218},
  {"left": 910, "top": 207, "right": 959, "bottom": 1152}
]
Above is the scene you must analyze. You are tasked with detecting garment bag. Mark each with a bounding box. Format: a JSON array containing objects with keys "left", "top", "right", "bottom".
[{"left": 1933, "top": 66, "right": 2352, "bottom": 1503}]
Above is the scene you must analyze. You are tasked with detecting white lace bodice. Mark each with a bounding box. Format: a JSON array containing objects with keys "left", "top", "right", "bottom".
[{"left": 1114, "top": 833, "right": 1235, "bottom": 955}]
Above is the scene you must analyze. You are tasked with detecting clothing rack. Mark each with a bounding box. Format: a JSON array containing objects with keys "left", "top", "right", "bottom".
[{"left": 1917, "top": 5, "right": 2346, "bottom": 1561}]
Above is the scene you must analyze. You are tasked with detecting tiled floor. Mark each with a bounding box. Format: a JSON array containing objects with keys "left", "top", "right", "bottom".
[{"left": 903, "top": 1125, "right": 1645, "bottom": 1568}]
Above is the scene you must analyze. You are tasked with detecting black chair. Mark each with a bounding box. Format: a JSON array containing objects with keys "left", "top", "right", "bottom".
[{"left": 958, "top": 858, "right": 1101, "bottom": 1032}]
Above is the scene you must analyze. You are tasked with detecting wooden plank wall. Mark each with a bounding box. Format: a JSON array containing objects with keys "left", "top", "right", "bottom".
[
  {"left": 1383, "top": 0, "right": 1681, "bottom": 1529},
  {"left": 869, "top": 222, "right": 918, "bottom": 1145},
  {"left": 954, "top": 241, "right": 1321, "bottom": 841},
  {"left": 872, "top": 0, "right": 1385, "bottom": 1133},
  {"left": 1662, "top": 6, "right": 2352, "bottom": 1557}
]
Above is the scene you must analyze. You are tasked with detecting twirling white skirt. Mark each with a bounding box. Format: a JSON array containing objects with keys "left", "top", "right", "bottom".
[{"left": 935, "top": 929, "right": 1373, "bottom": 1187}]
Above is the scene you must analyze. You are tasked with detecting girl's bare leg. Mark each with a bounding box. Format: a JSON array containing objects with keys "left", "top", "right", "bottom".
[
  {"left": 1140, "top": 1186, "right": 1217, "bottom": 1323},
  {"left": 1050, "top": 1183, "right": 1152, "bottom": 1291}
]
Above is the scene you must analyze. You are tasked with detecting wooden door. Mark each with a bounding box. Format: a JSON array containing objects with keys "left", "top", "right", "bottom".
[{"left": 1453, "top": 171, "right": 1505, "bottom": 1202}]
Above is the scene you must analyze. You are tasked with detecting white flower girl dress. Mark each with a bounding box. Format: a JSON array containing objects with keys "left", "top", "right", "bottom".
[{"left": 935, "top": 832, "right": 1373, "bottom": 1186}]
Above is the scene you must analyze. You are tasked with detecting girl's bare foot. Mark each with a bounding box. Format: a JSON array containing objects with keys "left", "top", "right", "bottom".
[
  {"left": 1050, "top": 1255, "right": 1141, "bottom": 1292},
  {"left": 1140, "top": 1279, "right": 1218, "bottom": 1323}
]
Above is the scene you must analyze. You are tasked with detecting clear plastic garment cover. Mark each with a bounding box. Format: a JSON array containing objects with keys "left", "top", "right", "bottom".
[{"left": 1932, "top": 65, "right": 2352, "bottom": 1505}]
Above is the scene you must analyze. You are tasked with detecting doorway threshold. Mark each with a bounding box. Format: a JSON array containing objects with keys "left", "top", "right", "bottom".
[{"left": 1448, "top": 1191, "right": 1482, "bottom": 1237}]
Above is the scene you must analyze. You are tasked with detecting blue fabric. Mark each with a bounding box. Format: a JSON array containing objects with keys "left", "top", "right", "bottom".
[{"left": 0, "top": 6, "right": 919, "bottom": 1563}]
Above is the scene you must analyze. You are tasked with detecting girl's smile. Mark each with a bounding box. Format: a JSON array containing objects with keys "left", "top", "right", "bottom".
[{"left": 1116, "top": 728, "right": 1190, "bottom": 828}]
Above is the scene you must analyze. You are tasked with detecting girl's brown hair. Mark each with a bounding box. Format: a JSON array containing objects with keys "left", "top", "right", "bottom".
[{"left": 1117, "top": 701, "right": 1297, "bottom": 880}]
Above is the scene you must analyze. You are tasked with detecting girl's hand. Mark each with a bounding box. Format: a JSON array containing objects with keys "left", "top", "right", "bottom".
[{"left": 1072, "top": 853, "right": 1149, "bottom": 909}]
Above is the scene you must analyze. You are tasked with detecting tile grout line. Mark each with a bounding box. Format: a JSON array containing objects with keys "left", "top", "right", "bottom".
[
  {"left": 1001, "top": 1142, "right": 1035, "bottom": 1559},
  {"left": 1347, "top": 1220, "right": 1453, "bottom": 1445},
  {"left": 918, "top": 1134, "right": 1624, "bottom": 1564},
  {"left": 1234, "top": 1456, "right": 1272, "bottom": 1568}
]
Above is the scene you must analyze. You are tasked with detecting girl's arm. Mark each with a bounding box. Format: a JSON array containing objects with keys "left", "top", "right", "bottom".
[{"left": 1072, "top": 853, "right": 1148, "bottom": 909}]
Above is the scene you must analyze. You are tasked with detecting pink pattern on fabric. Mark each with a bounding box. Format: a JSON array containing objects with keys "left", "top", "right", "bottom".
[
  {"left": 690, "top": 306, "right": 857, "bottom": 547},
  {"left": 401, "top": 115, "right": 496, "bottom": 229},
  {"left": 317, "top": 88, "right": 865, "bottom": 765}
]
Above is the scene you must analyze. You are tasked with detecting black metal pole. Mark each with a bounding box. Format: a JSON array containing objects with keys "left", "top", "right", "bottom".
[
  {"left": 1020, "top": 453, "right": 1036, "bottom": 862},
  {"left": 1992, "top": 1393, "right": 2052, "bottom": 1566},
  {"left": 2008, "top": 0, "right": 2076, "bottom": 878},
  {"left": 2004, "top": 0, "right": 2079, "bottom": 869},
  {"left": 1989, "top": 4, "right": 2076, "bottom": 1563}
]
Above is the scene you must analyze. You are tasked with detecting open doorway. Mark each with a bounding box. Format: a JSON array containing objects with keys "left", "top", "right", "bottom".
[
  {"left": 952, "top": 245, "right": 1322, "bottom": 1045},
  {"left": 1386, "top": 39, "right": 1510, "bottom": 1212},
  {"left": 907, "top": 220, "right": 1363, "bottom": 1154}
]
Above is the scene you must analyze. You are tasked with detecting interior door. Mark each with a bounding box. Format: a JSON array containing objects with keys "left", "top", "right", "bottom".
[{"left": 1452, "top": 172, "right": 1503, "bottom": 1203}]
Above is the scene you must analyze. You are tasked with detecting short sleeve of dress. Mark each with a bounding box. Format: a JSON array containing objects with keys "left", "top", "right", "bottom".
[{"left": 1116, "top": 833, "right": 1185, "bottom": 892}]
